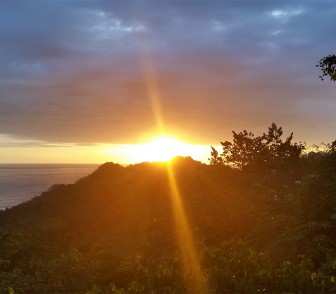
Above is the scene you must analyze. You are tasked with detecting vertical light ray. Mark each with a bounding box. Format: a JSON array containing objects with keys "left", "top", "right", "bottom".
[
  {"left": 140, "top": 53, "right": 165, "bottom": 135},
  {"left": 166, "top": 162, "right": 209, "bottom": 294},
  {"left": 140, "top": 51, "right": 209, "bottom": 293}
]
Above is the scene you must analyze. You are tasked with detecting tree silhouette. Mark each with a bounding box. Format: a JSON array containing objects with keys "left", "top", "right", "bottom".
[
  {"left": 316, "top": 54, "right": 336, "bottom": 81},
  {"left": 210, "top": 123, "right": 304, "bottom": 171}
]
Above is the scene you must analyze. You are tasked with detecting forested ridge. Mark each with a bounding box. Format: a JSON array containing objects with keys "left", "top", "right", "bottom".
[{"left": 1, "top": 125, "right": 336, "bottom": 293}]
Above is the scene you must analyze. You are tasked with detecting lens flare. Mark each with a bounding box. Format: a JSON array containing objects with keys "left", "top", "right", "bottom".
[
  {"left": 140, "top": 51, "right": 209, "bottom": 293},
  {"left": 166, "top": 162, "right": 209, "bottom": 293}
]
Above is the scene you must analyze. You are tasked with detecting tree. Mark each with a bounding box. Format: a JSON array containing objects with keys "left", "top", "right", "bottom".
[
  {"left": 209, "top": 123, "right": 304, "bottom": 171},
  {"left": 316, "top": 54, "right": 336, "bottom": 81}
]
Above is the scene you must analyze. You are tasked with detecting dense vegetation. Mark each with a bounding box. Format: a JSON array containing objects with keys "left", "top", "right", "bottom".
[{"left": 1, "top": 124, "right": 336, "bottom": 293}]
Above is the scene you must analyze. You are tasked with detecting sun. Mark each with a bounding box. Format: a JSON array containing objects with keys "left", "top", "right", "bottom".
[
  {"left": 98, "top": 135, "right": 211, "bottom": 164},
  {"left": 135, "top": 135, "right": 189, "bottom": 162}
]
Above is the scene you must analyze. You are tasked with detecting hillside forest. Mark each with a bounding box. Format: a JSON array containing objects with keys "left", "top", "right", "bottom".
[{"left": 1, "top": 123, "right": 336, "bottom": 293}]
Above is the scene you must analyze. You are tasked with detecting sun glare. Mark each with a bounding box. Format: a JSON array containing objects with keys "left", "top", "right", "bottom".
[
  {"left": 98, "top": 138, "right": 212, "bottom": 164},
  {"left": 135, "top": 136, "right": 189, "bottom": 162}
]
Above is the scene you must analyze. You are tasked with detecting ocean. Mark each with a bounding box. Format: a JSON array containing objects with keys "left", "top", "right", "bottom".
[{"left": 0, "top": 164, "right": 99, "bottom": 210}]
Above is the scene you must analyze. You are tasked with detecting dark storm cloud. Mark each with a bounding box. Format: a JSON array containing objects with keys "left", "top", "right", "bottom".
[{"left": 1, "top": 0, "right": 336, "bottom": 145}]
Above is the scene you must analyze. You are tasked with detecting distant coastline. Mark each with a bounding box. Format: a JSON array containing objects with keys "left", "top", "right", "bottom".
[{"left": 0, "top": 164, "right": 99, "bottom": 210}]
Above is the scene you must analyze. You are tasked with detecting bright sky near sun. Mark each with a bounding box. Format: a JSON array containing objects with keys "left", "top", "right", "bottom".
[
  {"left": 100, "top": 137, "right": 212, "bottom": 164},
  {"left": 0, "top": 135, "right": 213, "bottom": 164},
  {"left": 0, "top": 0, "right": 336, "bottom": 163}
]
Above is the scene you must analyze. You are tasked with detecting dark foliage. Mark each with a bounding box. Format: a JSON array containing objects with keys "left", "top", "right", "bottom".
[
  {"left": 317, "top": 54, "right": 336, "bottom": 81},
  {"left": 210, "top": 123, "right": 304, "bottom": 171},
  {"left": 0, "top": 134, "right": 336, "bottom": 293}
]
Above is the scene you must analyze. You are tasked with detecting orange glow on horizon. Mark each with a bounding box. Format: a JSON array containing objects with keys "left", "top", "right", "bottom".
[
  {"left": 132, "top": 135, "right": 200, "bottom": 162},
  {"left": 98, "top": 140, "right": 212, "bottom": 164}
]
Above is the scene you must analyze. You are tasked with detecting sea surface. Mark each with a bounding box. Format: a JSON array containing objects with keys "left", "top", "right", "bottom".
[{"left": 0, "top": 164, "right": 99, "bottom": 210}]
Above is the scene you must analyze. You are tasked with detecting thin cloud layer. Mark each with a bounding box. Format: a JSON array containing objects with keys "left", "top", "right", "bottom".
[{"left": 1, "top": 0, "right": 336, "bottom": 146}]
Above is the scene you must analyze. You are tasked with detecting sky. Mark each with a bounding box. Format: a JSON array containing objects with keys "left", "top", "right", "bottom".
[{"left": 0, "top": 0, "right": 336, "bottom": 163}]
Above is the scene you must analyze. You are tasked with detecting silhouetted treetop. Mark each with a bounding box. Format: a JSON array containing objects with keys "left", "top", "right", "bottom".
[
  {"left": 317, "top": 54, "right": 336, "bottom": 81},
  {"left": 210, "top": 123, "right": 304, "bottom": 171}
]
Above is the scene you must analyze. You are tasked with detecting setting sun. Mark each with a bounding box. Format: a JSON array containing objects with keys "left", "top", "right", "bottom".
[
  {"left": 133, "top": 136, "right": 192, "bottom": 162},
  {"left": 98, "top": 137, "right": 212, "bottom": 164}
]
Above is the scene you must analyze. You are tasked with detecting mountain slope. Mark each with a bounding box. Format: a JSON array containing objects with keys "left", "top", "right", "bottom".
[{"left": 1, "top": 156, "right": 336, "bottom": 293}]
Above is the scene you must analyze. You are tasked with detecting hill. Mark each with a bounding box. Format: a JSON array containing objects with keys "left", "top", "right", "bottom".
[{"left": 0, "top": 156, "right": 336, "bottom": 293}]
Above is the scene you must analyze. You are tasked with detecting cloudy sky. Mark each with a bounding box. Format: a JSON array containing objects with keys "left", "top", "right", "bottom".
[{"left": 0, "top": 0, "right": 336, "bottom": 163}]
